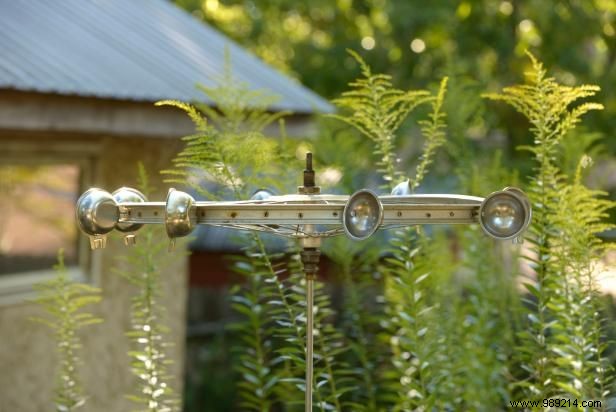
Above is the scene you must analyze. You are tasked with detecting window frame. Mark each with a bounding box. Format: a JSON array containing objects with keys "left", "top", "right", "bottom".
[{"left": 0, "top": 140, "right": 101, "bottom": 305}]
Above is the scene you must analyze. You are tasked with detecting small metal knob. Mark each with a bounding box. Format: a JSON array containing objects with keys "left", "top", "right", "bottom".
[
  {"left": 250, "top": 189, "right": 275, "bottom": 201},
  {"left": 391, "top": 180, "right": 411, "bottom": 196}
]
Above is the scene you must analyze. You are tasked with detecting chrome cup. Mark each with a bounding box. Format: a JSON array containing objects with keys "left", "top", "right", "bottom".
[
  {"left": 165, "top": 188, "right": 196, "bottom": 239},
  {"left": 479, "top": 187, "right": 531, "bottom": 240},
  {"left": 343, "top": 189, "right": 384, "bottom": 240}
]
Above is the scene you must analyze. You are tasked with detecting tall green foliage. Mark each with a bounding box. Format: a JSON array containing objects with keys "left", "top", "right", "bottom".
[
  {"left": 227, "top": 235, "right": 281, "bottom": 411},
  {"left": 485, "top": 52, "right": 614, "bottom": 404},
  {"left": 330, "top": 52, "right": 450, "bottom": 411},
  {"left": 323, "top": 236, "right": 382, "bottom": 411},
  {"left": 113, "top": 165, "right": 180, "bottom": 412},
  {"left": 159, "top": 68, "right": 289, "bottom": 411},
  {"left": 284, "top": 248, "right": 355, "bottom": 411},
  {"left": 384, "top": 231, "right": 451, "bottom": 411},
  {"left": 444, "top": 153, "right": 521, "bottom": 410},
  {"left": 381, "top": 80, "right": 449, "bottom": 411},
  {"left": 157, "top": 56, "right": 285, "bottom": 201},
  {"left": 329, "top": 50, "right": 434, "bottom": 189},
  {"left": 550, "top": 157, "right": 614, "bottom": 402},
  {"left": 327, "top": 51, "right": 614, "bottom": 411},
  {"left": 442, "top": 75, "right": 524, "bottom": 409},
  {"left": 159, "top": 50, "right": 614, "bottom": 411},
  {"left": 160, "top": 63, "right": 353, "bottom": 410},
  {"left": 31, "top": 250, "right": 102, "bottom": 411}
]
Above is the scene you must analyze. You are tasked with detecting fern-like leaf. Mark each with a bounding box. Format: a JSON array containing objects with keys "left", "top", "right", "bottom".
[
  {"left": 114, "top": 165, "right": 180, "bottom": 412},
  {"left": 485, "top": 51, "right": 613, "bottom": 403},
  {"left": 329, "top": 50, "right": 433, "bottom": 189},
  {"left": 31, "top": 249, "right": 102, "bottom": 412}
]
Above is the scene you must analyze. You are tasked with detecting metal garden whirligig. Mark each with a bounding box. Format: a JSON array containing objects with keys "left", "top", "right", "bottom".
[{"left": 75, "top": 153, "right": 531, "bottom": 411}]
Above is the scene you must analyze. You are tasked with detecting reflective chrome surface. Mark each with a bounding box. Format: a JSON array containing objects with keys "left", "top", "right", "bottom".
[
  {"left": 250, "top": 188, "right": 275, "bottom": 201},
  {"left": 165, "top": 188, "right": 196, "bottom": 239},
  {"left": 75, "top": 186, "right": 532, "bottom": 246},
  {"left": 113, "top": 187, "right": 147, "bottom": 232},
  {"left": 342, "top": 189, "right": 384, "bottom": 240},
  {"left": 391, "top": 180, "right": 411, "bottom": 196},
  {"left": 76, "top": 188, "right": 118, "bottom": 236},
  {"left": 479, "top": 188, "right": 531, "bottom": 240}
]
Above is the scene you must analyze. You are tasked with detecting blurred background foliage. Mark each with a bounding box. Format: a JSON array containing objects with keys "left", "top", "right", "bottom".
[
  {"left": 170, "top": 0, "right": 616, "bottom": 410},
  {"left": 176, "top": 0, "right": 616, "bottom": 216},
  {"left": 176, "top": 1, "right": 615, "bottom": 149}
]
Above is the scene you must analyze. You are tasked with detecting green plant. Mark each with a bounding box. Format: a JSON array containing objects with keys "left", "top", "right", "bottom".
[
  {"left": 31, "top": 249, "right": 102, "bottom": 411},
  {"left": 156, "top": 54, "right": 286, "bottom": 201},
  {"left": 383, "top": 230, "right": 448, "bottom": 410},
  {"left": 228, "top": 236, "right": 285, "bottom": 411},
  {"left": 279, "top": 247, "right": 355, "bottom": 411},
  {"left": 322, "top": 236, "right": 382, "bottom": 410},
  {"left": 443, "top": 152, "right": 522, "bottom": 410},
  {"left": 329, "top": 51, "right": 450, "bottom": 411},
  {"left": 485, "top": 52, "right": 614, "bottom": 405},
  {"left": 114, "top": 164, "right": 180, "bottom": 412},
  {"left": 329, "top": 50, "right": 434, "bottom": 190},
  {"left": 159, "top": 49, "right": 615, "bottom": 412},
  {"left": 159, "top": 64, "right": 291, "bottom": 411},
  {"left": 549, "top": 156, "right": 614, "bottom": 402},
  {"left": 160, "top": 60, "right": 354, "bottom": 411},
  {"left": 381, "top": 81, "right": 449, "bottom": 412}
]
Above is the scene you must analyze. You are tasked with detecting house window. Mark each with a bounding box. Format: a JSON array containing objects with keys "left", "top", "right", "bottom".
[
  {"left": 0, "top": 164, "right": 80, "bottom": 275},
  {"left": 0, "top": 142, "right": 97, "bottom": 304}
]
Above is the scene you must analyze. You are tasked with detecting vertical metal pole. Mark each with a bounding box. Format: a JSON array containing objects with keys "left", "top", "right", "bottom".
[
  {"left": 301, "top": 247, "right": 319, "bottom": 412},
  {"left": 298, "top": 152, "right": 321, "bottom": 412},
  {"left": 305, "top": 273, "right": 314, "bottom": 412}
]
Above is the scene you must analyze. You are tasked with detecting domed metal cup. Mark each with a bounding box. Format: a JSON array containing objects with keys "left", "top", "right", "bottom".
[
  {"left": 165, "top": 188, "right": 196, "bottom": 239},
  {"left": 343, "top": 189, "right": 383, "bottom": 240},
  {"left": 76, "top": 188, "right": 119, "bottom": 236},
  {"left": 479, "top": 187, "right": 531, "bottom": 240}
]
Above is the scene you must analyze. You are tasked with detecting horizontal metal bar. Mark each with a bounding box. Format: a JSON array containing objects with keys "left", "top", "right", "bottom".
[
  {"left": 383, "top": 204, "right": 478, "bottom": 225},
  {"left": 380, "top": 194, "right": 484, "bottom": 205},
  {"left": 118, "top": 202, "right": 165, "bottom": 224},
  {"left": 198, "top": 204, "right": 342, "bottom": 225},
  {"left": 118, "top": 201, "right": 481, "bottom": 226}
]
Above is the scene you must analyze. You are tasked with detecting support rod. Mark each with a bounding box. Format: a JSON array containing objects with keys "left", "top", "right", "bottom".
[
  {"left": 299, "top": 153, "right": 320, "bottom": 412},
  {"left": 301, "top": 247, "right": 320, "bottom": 412},
  {"left": 305, "top": 275, "right": 314, "bottom": 412}
]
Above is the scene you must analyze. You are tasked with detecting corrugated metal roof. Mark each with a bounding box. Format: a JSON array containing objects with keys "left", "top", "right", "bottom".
[{"left": 0, "top": 0, "right": 332, "bottom": 113}]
